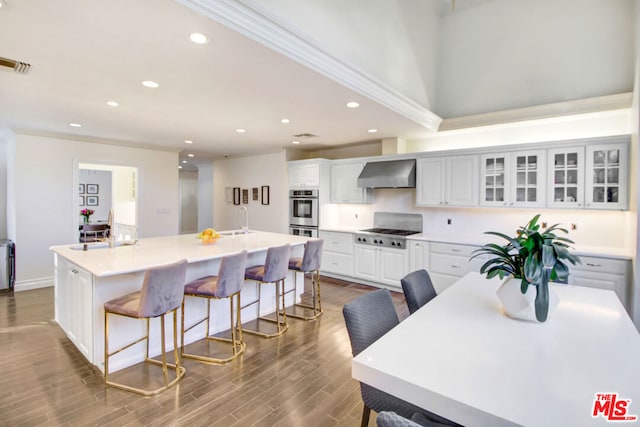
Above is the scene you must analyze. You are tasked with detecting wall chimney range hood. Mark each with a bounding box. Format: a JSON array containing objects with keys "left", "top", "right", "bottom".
[{"left": 357, "top": 159, "right": 416, "bottom": 188}]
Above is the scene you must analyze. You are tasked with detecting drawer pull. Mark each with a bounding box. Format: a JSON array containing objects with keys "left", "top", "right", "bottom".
[
  {"left": 451, "top": 249, "right": 461, "bottom": 253},
  {"left": 586, "top": 263, "right": 602, "bottom": 268},
  {"left": 332, "top": 241, "right": 339, "bottom": 244},
  {"left": 71, "top": 269, "right": 79, "bottom": 274},
  {"left": 331, "top": 262, "right": 338, "bottom": 265},
  {"left": 451, "top": 265, "right": 462, "bottom": 269}
]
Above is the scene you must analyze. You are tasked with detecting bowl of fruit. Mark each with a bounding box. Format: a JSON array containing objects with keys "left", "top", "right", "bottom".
[{"left": 198, "top": 228, "right": 220, "bottom": 244}]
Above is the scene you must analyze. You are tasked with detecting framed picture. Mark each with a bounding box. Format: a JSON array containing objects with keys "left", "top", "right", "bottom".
[
  {"left": 242, "top": 189, "right": 249, "bottom": 204},
  {"left": 79, "top": 196, "right": 85, "bottom": 206},
  {"left": 79, "top": 184, "right": 85, "bottom": 194},
  {"left": 86, "top": 196, "right": 99, "bottom": 206},
  {"left": 233, "top": 187, "right": 241, "bottom": 205},
  {"left": 261, "top": 185, "right": 270, "bottom": 205},
  {"left": 225, "top": 187, "right": 233, "bottom": 203},
  {"left": 86, "top": 184, "right": 99, "bottom": 194},
  {"left": 252, "top": 187, "right": 259, "bottom": 201}
]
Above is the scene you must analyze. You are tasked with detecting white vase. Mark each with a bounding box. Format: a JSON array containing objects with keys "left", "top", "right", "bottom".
[{"left": 496, "top": 277, "right": 558, "bottom": 322}]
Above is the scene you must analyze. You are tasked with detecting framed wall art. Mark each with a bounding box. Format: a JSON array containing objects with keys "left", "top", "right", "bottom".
[
  {"left": 86, "top": 196, "right": 99, "bottom": 206},
  {"left": 79, "top": 184, "right": 85, "bottom": 194},
  {"left": 79, "top": 196, "right": 85, "bottom": 206},
  {"left": 242, "top": 189, "right": 249, "bottom": 204},
  {"left": 233, "top": 187, "right": 241, "bottom": 205},
  {"left": 225, "top": 187, "right": 233, "bottom": 203},
  {"left": 261, "top": 185, "right": 270, "bottom": 205},
  {"left": 86, "top": 184, "right": 99, "bottom": 194},
  {"left": 252, "top": 187, "right": 259, "bottom": 201}
]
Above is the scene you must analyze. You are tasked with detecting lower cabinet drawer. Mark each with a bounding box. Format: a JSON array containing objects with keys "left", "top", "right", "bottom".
[
  {"left": 430, "top": 253, "right": 473, "bottom": 276},
  {"left": 322, "top": 252, "right": 353, "bottom": 277},
  {"left": 571, "top": 256, "right": 629, "bottom": 275}
]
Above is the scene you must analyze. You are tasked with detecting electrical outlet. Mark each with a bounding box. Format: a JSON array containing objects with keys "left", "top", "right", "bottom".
[
  {"left": 571, "top": 223, "right": 577, "bottom": 230},
  {"left": 541, "top": 221, "right": 547, "bottom": 228},
  {"left": 447, "top": 218, "right": 452, "bottom": 225},
  {"left": 355, "top": 213, "right": 358, "bottom": 219}
]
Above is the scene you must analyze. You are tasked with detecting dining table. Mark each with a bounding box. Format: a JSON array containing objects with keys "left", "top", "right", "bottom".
[{"left": 352, "top": 272, "right": 640, "bottom": 426}]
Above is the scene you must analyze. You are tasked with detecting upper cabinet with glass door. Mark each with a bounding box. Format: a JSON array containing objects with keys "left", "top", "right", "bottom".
[
  {"left": 547, "top": 147, "right": 584, "bottom": 209},
  {"left": 585, "top": 143, "right": 628, "bottom": 210},
  {"left": 480, "top": 150, "right": 545, "bottom": 208}
]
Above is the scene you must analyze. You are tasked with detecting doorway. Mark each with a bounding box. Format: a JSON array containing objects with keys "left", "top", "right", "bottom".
[{"left": 78, "top": 163, "right": 138, "bottom": 243}]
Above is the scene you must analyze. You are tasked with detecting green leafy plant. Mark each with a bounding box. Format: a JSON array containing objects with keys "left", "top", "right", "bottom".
[{"left": 471, "top": 214, "right": 580, "bottom": 322}]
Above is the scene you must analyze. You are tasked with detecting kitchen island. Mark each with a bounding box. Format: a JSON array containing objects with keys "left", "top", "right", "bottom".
[{"left": 51, "top": 231, "right": 309, "bottom": 372}]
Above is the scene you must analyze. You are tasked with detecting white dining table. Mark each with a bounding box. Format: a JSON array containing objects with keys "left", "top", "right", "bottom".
[{"left": 352, "top": 272, "right": 640, "bottom": 427}]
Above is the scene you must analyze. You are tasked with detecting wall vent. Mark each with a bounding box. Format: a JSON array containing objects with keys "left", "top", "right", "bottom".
[
  {"left": 0, "top": 56, "right": 31, "bottom": 74},
  {"left": 292, "top": 133, "right": 318, "bottom": 138}
]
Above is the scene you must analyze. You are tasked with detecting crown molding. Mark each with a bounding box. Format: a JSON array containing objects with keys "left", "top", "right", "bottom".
[
  {"left": 439, "top": 93, "right": 633, "bottom": 131},
  {"left": 179, "top": 0, "right": 442, "bottom": 131}
]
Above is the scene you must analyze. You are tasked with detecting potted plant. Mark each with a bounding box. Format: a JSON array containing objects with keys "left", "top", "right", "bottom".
[{"left": 471, "top": 214, "right": 580, "bottom": 322}]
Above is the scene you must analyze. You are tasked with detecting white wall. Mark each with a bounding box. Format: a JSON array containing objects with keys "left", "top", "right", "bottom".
[
  {"left": 436, "top": 0, "right": 634, "bottom": 118},
  {"left": 179, "top": 170, "right": 198, "bottom": 234},
  {"left": 9, "top": 133, "right": 179, "bottom": 290},
  {"left": 243, "top": 0, "right": 441, "bottom": 109},
  {"left": 0, "top": 130, "right": 9, "bottom": 239},
  {"left": 79, "top": 169, "right": 112, "bottom": 223},
  {"left": 213, "top": 151, "right": 288, "bottom": 233}
]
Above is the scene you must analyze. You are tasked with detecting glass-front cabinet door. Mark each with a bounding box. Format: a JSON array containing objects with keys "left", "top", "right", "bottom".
[
  {"left": 585, "top": 143, "right": 628, "bottom": 210},
  {"left": 511, "top": 150, "right": 545, "bottom": 208},
  {"left": 480, "top": 154, "right": 509, "bottom": 207},
  {"left": 547, "top": 147, "right": 584, "bottom": 208}
]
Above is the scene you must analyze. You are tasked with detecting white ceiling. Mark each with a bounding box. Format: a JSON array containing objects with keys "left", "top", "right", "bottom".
[{"left": 0, "top": 0, "right": 432, "bottom": 166}]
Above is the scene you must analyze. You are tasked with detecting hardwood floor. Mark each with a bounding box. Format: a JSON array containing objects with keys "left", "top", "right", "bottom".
[{"left": 0, "top": 277, "right": 410, "bottom": 426}]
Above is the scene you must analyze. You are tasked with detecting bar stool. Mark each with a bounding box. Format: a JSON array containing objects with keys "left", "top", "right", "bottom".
[
  {"left": 242, "top": 243, "right": 291, "bottom": 338},
  {"left": 284, "top": 238, "right": 324, "bottom": 320},
  {"left": 104, "top": 259, "right": 188, "bottom": 396},
  {"left": 181, "top": 250, "right": 248, "bottom": 364}
]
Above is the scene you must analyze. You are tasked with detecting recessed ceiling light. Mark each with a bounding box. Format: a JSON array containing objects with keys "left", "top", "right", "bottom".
[
  {"left": 346, "top": 101, "right": 360, "bottom": 108},
  {"left": 184, "top": 140, "right": 193, "bottom": 144},
  {"left": 187, "top": 153, "right": 194, "bottom": 157},
  {"left": 142, "top": 80, "right": 159, "bottom": 88},
  {"left": 182, "top": 160, "right": 187, "bottom": 164},
  {"left": 368, "top": 129, "right": 378, "bottom": 133},
  {"left": 291, "top": 140, "right": 300, "bottom": 145},
  {"left": 280, "top": 118, "right": 290, "bottom": 124},
  {"left": 236, "top": 128, "right": 246, "bottom": 133},
  {"left": 189, "top": 33, "right": 208, "bottom": 44},
  {"left": 178, "top": 165, "right": 183, "bottom": 169},
  {"left": 69, "top": 122, "right": 82, "bottom": 128},
  {"left": 106, "top": 101, "right": 119, "bottom": 107},
  {"left": 0, "top": 1, "right": 6, "bottom": 9}
]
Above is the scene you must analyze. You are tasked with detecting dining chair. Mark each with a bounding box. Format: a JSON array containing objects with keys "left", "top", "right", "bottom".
[
  {"left": 343, "top": 289, "right": 460, "bottom": 427},
  {"left": 80, "top": 223, "right": 109, "bottom": 243},
  {"left": 377, "top": 411, "right": 453, "bottom": 427},
  {"left": 182, "top": 250, "right": 248, "bottom": 364},
  {"left": 400, "top": 269, "right": 438, "bottom": 315},
  {"left": 104, "top": 259, "right": 188, "bottom": 396}
]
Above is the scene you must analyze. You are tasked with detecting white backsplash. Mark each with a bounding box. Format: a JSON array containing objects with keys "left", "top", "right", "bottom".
[{"left": 327, "top": 188, "right": 634, "bottom": 251}]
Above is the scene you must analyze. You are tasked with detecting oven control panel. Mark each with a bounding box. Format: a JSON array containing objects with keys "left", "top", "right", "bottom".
[{"left": 354, "top": 235, "right": 405, "bottom": 249}]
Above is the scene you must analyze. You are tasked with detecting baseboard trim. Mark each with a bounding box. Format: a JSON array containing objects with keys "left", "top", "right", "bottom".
[{"left": 15, "top": 277, "right": 54, "bottom": 292}]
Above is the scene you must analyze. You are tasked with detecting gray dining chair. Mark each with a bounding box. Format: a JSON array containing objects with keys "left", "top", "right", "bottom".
[
  {"left": 343, "top": 289, "right": 460, "bottom": 427},
  {"left": 401, "top": 269, "right": 438, "bottom": 315},
  {"left": 377, "top": 411, "right": 454, "bottom": 427}
]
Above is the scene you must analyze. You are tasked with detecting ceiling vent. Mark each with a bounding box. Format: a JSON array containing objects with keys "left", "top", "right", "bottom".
[
  {"left": 0, "top": 56, "right": 31, "bottom": 74},
  {"left": 292, "top": 133, "right": 318, "bottom": 138}
]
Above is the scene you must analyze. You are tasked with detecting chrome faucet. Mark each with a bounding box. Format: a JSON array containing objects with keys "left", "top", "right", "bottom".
[
  {"left": 107, "top": 208, "right": 116, "bottom": 248},
  {"left": 238, "top": 206, "right": 249, "bottom": 234}
]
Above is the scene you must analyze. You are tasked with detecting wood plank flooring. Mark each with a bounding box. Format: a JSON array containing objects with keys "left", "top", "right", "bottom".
[{"left": 0, "top": 277, "right": 409, "bottom": 426}]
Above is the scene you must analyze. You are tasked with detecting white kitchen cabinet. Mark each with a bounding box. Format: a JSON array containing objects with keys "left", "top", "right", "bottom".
[
  {"left": 480, "top": 150, "right": 545, "bottom": 208},
  {"left": 547, "top": 146, "right": 585, "bottom": 209},
  {"left": 566, "top": 255, "right": 631, "bottom": 313},
  {"left": 585, "top": 143, "right": 628, "bottom": 210},
  {"left": 409, "top": 240, "right": 430, "bottom": 272},
  {"left": 55, "top": 256, "right": 93, "bottom": 361},
  {"left": 319, "top": 230, "right": 354, "bottom": 277},
  {"left": 354, "top": 245, "right": 409, "bottom": 288},
  {"left": 288, "top": 162, "right": 320, "bottom": 188},
  {"left": 428, "top": 242, "right": 484, "bottom": 293},
  {"left": 417, "top": 155, "right": 479, "bottom": 207},
  {"left": 330, "top": 162, "right": 374, "bottom": 204}
]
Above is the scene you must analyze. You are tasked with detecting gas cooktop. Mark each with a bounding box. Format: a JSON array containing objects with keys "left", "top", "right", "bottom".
[{"left": 359, "top": 228, "right": 420, "bottom": 237}]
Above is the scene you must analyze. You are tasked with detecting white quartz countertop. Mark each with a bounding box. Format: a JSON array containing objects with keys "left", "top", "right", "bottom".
[{"left": 50, "top": 231, "right": 309, "bottom": 277}]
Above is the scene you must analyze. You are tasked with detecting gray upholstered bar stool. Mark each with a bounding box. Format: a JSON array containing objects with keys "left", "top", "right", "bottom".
[
  {"left": 284, "top": 238, "right": 324, "bottom": 320},
  {"left": 104, "top": 259, "right": 188, "bottom": 396},
  {"left": 242, "top": 243, "right": 291, "bottom": 338},
  {"left": 181, "top": 250, "right": 248, "bottom": 364}
]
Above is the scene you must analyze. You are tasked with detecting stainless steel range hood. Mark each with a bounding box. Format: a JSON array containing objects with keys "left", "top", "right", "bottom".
[{"left": 357, "top": 159, "right": 416, "bottom": 188}]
